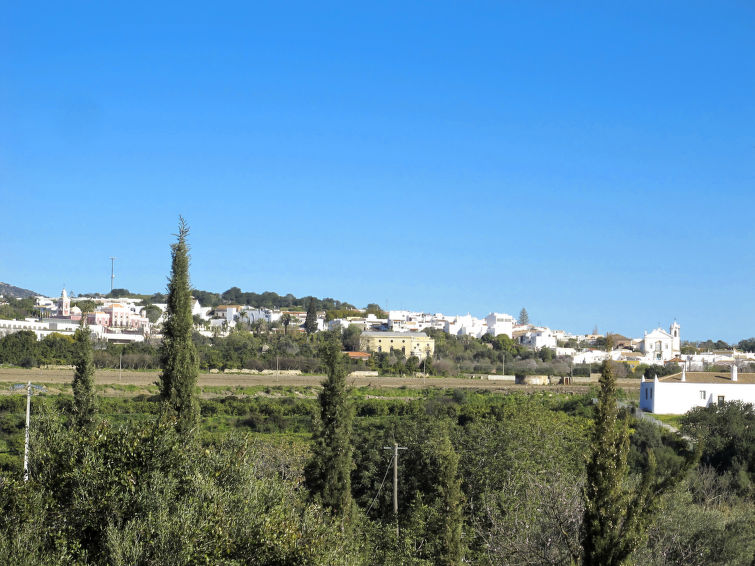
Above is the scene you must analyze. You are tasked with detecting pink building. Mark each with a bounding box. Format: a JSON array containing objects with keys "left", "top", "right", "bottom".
[
  {"left": 86, "top": 311, "right": 110, "bottom": 326},
  {"left": 101, "top": 303, "right": 150, "bottom": 330}
]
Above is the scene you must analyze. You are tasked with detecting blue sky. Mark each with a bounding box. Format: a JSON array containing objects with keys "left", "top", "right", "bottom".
[{"left": 1, "top": 2, "right": 753, "bottom": 342}]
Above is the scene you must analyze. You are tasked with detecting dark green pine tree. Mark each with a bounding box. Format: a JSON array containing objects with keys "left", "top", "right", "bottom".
[
  {"left": 304, "top": 298, "right": 318, "bottom": 335},
  {"left": 518, "top": 307, "right": 529, "bottom": 325},
  {"left": 71, "top": 322, "right": 97, "bottom": 428},
  {"left": 159, "top": 216, "right": 200, "bottom": 434},
  {"left": 304, "top": 338, "right": 354, "bottom": 518}
]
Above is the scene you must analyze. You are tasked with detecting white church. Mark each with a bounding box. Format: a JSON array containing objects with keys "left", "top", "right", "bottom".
[{"left": 638, "top": 322, "right": 681, "bottom": 362}]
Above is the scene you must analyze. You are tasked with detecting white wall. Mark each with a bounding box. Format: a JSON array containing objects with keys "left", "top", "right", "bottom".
[
  {"left": 640, "top": 381, "right": 755, "bottom": 414},
  {"left": 485, "top": 313, "right": 515, "bottom": 338}
]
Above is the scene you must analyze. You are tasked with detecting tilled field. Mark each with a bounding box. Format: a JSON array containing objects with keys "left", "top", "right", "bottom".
[{"left": 0, "top": 367, "right": 640, "bottom": 396}]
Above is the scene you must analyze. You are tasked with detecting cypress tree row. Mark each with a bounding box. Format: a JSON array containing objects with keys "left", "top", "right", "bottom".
[
  {"left": 71, "top": 321, "right": 97, "bottom": 428},
  {"left": 159, "top": 216, "right": 200, "bottom": 434},
  {"left": 304, "top": 338, "right": 354, "bottom": 518}
]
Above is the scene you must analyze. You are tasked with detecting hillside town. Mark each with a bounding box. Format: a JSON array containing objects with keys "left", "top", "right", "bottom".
[
  {"left": 3, "top": 288, "right": 755, "bottom": 375},
  {"left": 2, "top": 287, "right": 755, "bottom": 417}
]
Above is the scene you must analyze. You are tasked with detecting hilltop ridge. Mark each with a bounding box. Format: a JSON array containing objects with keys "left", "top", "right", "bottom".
[{"left": 0, "top": 282, "right": 39, "bottom": 299}]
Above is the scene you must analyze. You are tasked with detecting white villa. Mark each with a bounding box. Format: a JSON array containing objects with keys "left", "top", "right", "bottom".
[{"left": 639, "top": 366, "right": 755, "bottom": 414}]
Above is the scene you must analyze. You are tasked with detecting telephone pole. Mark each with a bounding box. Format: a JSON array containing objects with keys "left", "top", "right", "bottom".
[
  {"left": 109, "top": 257, "right": 117, "bottom": 292},
  {"left": 383, "top": 442, "right": 407, "bottom": 536},
  {"left": 10, "top": 382, "right": 46, "bottom": 481}
]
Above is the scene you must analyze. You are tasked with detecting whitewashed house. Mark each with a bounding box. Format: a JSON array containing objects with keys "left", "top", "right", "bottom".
[
  {"left": 639, "top": 366, "right": 755, "bottom": 414},
  {"left": 445, "top": 314, "right": 487, "bottom": 338},
  {"left": 485, "top": 312, "right": 515, "bottom": 338},
  {"left": 519, "top": 327, "right": 557, "bottom": 349},
  {"left": 572, "top": 349, "right": 611, "bottom": 365}
]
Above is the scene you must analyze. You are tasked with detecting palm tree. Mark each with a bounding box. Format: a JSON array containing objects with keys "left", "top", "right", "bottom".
[{"left": 280, "top": 313, "right": 293, "bottom": 335}]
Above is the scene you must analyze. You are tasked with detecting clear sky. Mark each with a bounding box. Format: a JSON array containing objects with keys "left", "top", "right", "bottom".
[{"left": 1, "top": 2, "right": 753, "bottom": 342}]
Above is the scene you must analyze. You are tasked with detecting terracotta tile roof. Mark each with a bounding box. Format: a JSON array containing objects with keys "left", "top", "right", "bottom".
[{"left": 346, "top": 351, "right": 371, "bottom": 359}]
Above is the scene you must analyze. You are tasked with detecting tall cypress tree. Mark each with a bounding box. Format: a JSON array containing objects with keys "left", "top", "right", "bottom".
[
  {"left": 434, "top": 429, "right": 464, "bottom": 566},
  {"left": 72, "top": 321, "right": 96, "bottom": 428},
  {"left": 159, "top": 216, "right": 199, "bottom": 434},
  {"left": 304, "top": 298, "right": 318, "bottom": 335},
  {"left": 581, "top": 360, "right": 697, "bottom": 565},
  {"left": 304, "top": 338, "right": 354, "bottom": 518}
]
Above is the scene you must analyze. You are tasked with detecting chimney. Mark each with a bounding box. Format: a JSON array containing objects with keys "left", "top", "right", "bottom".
[
  {"left": 681, "top": 366, "right": 686, "bottom": 382},
  {"left": 731, "top": 364, "right": 738, "bottom": 382}
]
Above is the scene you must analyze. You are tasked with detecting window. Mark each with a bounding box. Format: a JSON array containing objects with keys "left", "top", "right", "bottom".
[
  {"left": 645, "top": 389, "right": 648, "bottom": 400},
  {"left": 700, "top": 390, "right": 706, "bottom": 400},
  {"left": 717, "top": 395, "right": 725, "bottom": 406},
  {"left": 650, "top": 389, "right": 653, "bottom": 399}
]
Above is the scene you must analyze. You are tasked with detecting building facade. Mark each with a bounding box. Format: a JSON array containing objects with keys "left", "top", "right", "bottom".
[
  {"left": 360, "top": 331, "right": 435, "bottom": 361},
  {"left": 639, "top": 367, "right": 755, "bottom": 414},
  {"left": 639, "top": 323, "right": 681, "bottom": 362},
  {"left": 485, "top": 312, "right": 515, "bottom": 338}
]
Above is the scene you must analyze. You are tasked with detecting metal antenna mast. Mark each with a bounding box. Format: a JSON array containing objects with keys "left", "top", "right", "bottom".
[{"left": 109, "top": 257, "right": 117, "bottom": 292}]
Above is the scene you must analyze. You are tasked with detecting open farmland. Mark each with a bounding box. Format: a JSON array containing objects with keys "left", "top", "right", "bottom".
[{"left": 0, "top": 366, "right": 642, "bottom": 395}]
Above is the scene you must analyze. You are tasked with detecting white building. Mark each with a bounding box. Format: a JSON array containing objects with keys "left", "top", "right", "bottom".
[
  {"left": 640, "top": 366, "right": 755, "bottom": 414},
  {"left": 485, "top": 312, "right": 515, "bottom": 338},
  {"left": 445, "top": 314, "right": 487, "bottom": 338},
  {"left": 639, "top": 322, "right": 681, "bottom": 362},
  {"left": 572, "top": 350, "right": 611, "bottom": 364},
  {"left": 192, "top": 299, "right": 212, "bottom": 320},
  {"left": 518, "top": 327, "right": 557, "bottom": 349}
]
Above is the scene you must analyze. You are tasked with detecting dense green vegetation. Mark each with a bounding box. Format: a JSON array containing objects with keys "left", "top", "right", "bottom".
[
  {"left": 2, "top": 220, "right": 753, "bottom": 563},
  {"left": 0, "top": 384, "right": 753, "bottom": 564},
  {"left": 0, "top": 297, "right": 38, "bottom": 321}
]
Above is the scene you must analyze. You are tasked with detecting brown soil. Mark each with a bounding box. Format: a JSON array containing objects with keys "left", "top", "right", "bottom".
[{"left": 0, "top": 367, "right": 641, "bottom": 396}]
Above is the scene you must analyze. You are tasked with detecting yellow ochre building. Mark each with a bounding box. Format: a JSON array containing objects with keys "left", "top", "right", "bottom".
[{"left": 360, "top": 331, "right": 435, "bottom": 361}]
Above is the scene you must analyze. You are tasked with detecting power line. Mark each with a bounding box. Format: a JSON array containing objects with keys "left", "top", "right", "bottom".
[
  {"left": 383, "top": 442, "right": 408, "bottom": 536},
  {"left": 366, "top": 453, "right": 394, "bottom": 515}
]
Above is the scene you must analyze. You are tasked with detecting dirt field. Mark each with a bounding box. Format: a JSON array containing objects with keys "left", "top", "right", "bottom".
[{"left": 0, "top": 367, "right": 641, "bottom": 395}]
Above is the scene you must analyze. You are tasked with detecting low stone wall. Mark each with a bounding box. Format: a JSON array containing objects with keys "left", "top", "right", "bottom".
[
  {"left": 209, "top": 368, "right": 303, "bottom": 376},
  {"left": 487, "top": 375, "right": 516, "bottom": 382},
  {"left": 349, "top": 370, "right": 379, "bottom": 377}
]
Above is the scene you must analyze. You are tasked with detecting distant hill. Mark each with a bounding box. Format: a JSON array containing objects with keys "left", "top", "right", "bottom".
[
  {"left": 80, "top": 286, "right": 364, "bottom": 312},
  {"left": 0, "top": 282, "right": 39, "bottom": 299}
]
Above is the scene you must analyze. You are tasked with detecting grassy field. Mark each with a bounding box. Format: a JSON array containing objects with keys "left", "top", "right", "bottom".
[{"left": 651, "top": 413, "right": 685, "bottom": 429}]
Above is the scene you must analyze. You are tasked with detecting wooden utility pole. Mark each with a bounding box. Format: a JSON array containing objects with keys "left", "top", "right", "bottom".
[{"left": 384, "top": 442, "right": 407, "bottom": 536}]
